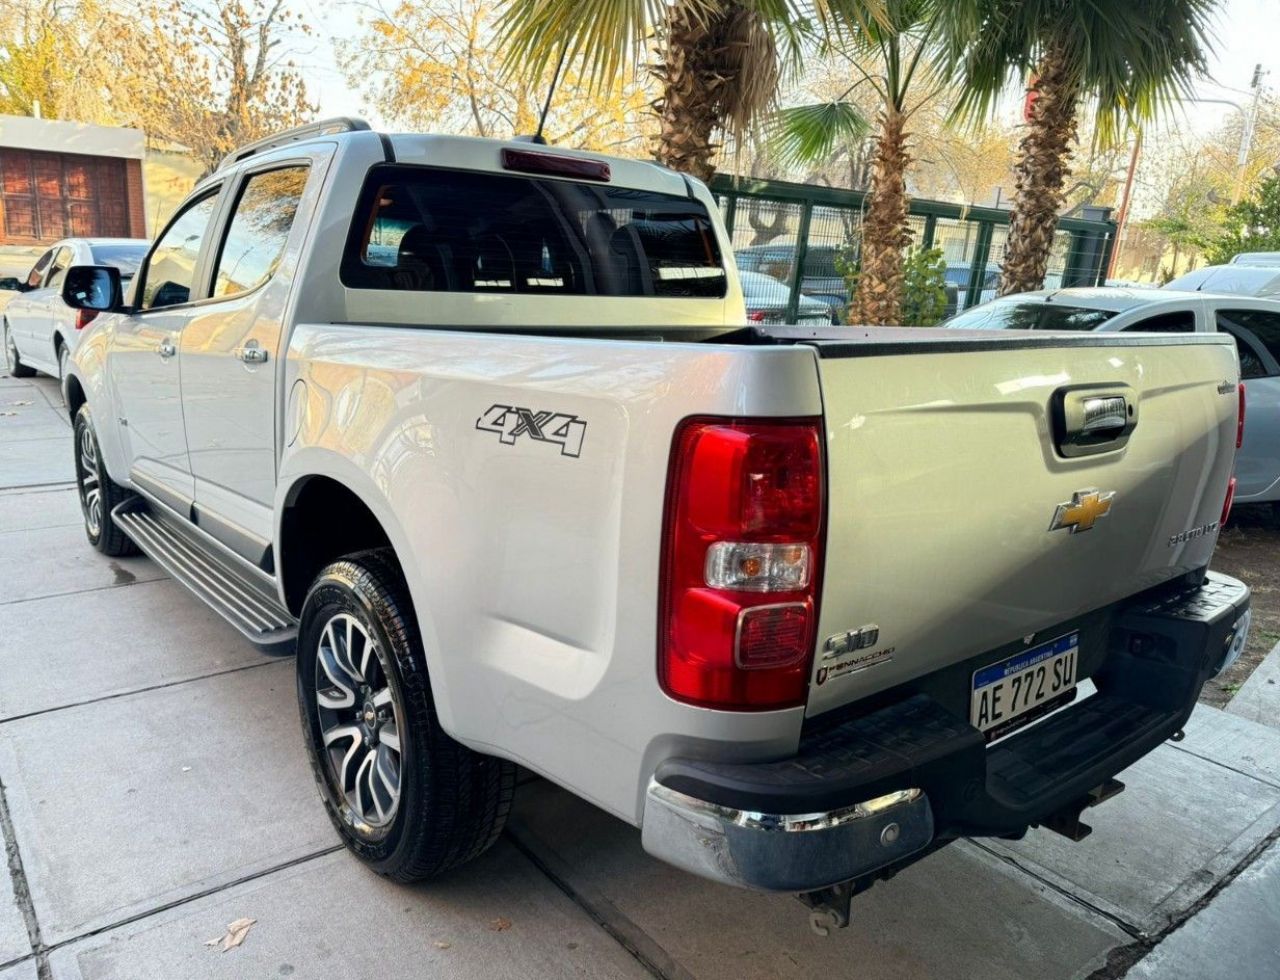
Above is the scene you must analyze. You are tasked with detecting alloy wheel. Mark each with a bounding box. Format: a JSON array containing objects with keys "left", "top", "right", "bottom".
[
  {"left": 78, "top": 424, "right": 102, "bottom": 538},
  {"left": 314, "top": 613, "right": 403, "bottom": 830}
]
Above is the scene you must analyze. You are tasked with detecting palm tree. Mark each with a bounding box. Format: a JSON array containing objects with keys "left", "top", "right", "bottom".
[
  {"left": 940, "top": 0, "right": 1217, "bottom": 296},
  {"left": 773, "top": 1, "right": 942, "bottom": 325},
  {"left": 497, "top": 1, "right": 886, "bottom": 182}
]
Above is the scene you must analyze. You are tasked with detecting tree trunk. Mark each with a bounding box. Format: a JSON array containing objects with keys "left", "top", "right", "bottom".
[
  {"left": 999, "top": 46, "right": 1080, "bottom": 296},
  {"left": 651, "top": 0, "right": 729, "bottom": 182},
  {"left": 850, "top": 108, "right": 911, "bottom": 326}
]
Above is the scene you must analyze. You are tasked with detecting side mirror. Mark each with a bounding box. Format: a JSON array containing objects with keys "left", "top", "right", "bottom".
[
  {"left": 0, "top": 277, "right": 21, "bottom": 292},
  {"left": 62, "top": 265, "right": 122, "bottom": 313}
]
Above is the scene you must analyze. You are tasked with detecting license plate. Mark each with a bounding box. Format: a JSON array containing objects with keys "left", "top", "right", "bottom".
[{"left": 971, "top": 632, "right": 1078, "bottom": 740}]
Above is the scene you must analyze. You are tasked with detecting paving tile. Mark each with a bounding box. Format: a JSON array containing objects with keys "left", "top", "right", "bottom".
[
  {"left": 0, "top": 577, "right": 268, "bottom": 720},
  {"left": 0, "top": 662, "right": 338, "bottom": 943},
  {"left": 509, "top": 781, "right": 1127, "bottom": 980},
  {"left": 1226, "top": 640, "right": 1280, "bottom": 732},
  {"left": 0, "top": 524, "right": 162, "bottom": 605},
  {"left": 988, "top": 744, "right": 1280, "bottom": 934},
  {"left": 1127, "top": 839, "right": 1280, "bottom": 980},
  {"left": 0, "top": 436, "right": 73, "bottom": 489},
  {"left": 1178, "top": 702, "right": 1280, "bottom": 788},
  {"left": 0, "top": 822, "right": 29, "bottom": 965},
  {"left": 48, "top": 846, "right": 651, "bottom": 980},
  {"left": 0, "top": 397, "right": 69, "bottom": 440},
  {"left": 0, "top": 487, "right": 81, "bottom": 535},
  {"left": 0, "top": 960, "right": 35, "bottom": 980}
]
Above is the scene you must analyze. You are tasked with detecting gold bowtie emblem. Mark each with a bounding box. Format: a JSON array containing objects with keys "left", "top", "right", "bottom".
[{"left": 1050, "top": 490, "right": 1115, "bottom": 534}]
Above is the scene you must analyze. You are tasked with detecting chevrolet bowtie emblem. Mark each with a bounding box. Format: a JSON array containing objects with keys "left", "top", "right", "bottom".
[{"left": 1050, "top": 489, "right": 1115, "bottom": 534}]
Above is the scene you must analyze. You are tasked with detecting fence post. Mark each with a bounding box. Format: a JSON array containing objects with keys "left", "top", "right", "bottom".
[
  {"left": 723, "top": 191, "right": 738, "bottom": 238},
  {"left": 921, "top": 213, "right": 937, "bottom": 250},
  {"left": 965, "top": 220, "right": 995, "bottom": 309},
  {"left": 787, "top": 201, "right": 813, "bottom": 324}
]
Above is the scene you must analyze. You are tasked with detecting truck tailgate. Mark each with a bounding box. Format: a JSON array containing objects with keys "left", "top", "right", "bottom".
[{"left": 806, "top": 331, "right": 1240, "bottom": 718}]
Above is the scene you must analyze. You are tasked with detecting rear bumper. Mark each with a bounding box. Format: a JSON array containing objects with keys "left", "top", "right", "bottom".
[{"left": 642, "top": 572, "right": 1251, "bottom": 893}]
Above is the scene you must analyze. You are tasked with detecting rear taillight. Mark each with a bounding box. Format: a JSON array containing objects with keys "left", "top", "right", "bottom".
[
  {"left": 1221, "top": 477, "right": 1237, "bottom": 527},
  {"left": 1237, "top": 382, "right": 1246, "bottom": 449},
  {"left": 746, "top": 310, "right": 766, "bottom": 322},
  {"left": 659, "top": 417, "right": 825, "bottom": 710},
  {"left": 75, "top": 309, "right": 97, "bottom": 330}
]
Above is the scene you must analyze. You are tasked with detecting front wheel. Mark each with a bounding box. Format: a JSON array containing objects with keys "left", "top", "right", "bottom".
[
  {"left": 72, "top": 404, "right": 139, "bottom": 556},
  {"left": 296, "top": 549, "right": 515, "bottom": 882},
  {"left": 3, "top": 319, "right": 35, "bottom": 378}
]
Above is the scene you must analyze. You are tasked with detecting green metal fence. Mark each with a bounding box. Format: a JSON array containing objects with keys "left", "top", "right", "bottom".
[{"left": 711, "top": 174, "right": 1117, "bottom": 324}]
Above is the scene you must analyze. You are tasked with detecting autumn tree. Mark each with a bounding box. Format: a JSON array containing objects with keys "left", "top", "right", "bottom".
[
  {"left": 104, "top": 0, "right": 316, "bottom": 174},
  {"left": 0, "top": 0, "right": 112, "bottom": 122},
  {"left": 342, "top": 0, "right": 653, "bottom": 152}
]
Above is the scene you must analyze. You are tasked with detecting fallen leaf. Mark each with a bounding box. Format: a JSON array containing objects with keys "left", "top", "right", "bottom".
[
  {"left": 205, "top": 916, "right": 256, "bottom": 952},
  {"left": 0, "top": 412, "right": 15, "bottom": 417},
  {"left": 10, "top": 400, "right": 30, "bottom": 406},
  {"left": 181, "top": 766, "right": 192, "bottom": 773},
  {"left": 433, "top": 940, "right": 451, "bottom": 949},
  {"left": 488, "top": 917, "right": 512, "bottom": 932}
]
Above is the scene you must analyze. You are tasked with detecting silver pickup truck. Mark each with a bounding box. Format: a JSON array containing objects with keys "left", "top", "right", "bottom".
[{"left": 58, "top": 119, "right": 1252, "bottom": 931}]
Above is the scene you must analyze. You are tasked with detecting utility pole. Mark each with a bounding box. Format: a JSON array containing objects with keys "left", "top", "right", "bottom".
[
  {"left": 1107, "top": 130, "right": 1144, "bottom": 279},
  {"left": 1232, "top": 64, "right": 1268, "bottom": 203}
]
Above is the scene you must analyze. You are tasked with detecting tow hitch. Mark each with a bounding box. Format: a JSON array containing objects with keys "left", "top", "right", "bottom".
[{"left": 1040, "top": 777, "right": 1126, "bottom": 842}]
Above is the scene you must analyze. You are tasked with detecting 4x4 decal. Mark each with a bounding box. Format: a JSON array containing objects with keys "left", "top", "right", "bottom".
[{"left": 476, "top": 404, "right": 587, "bottom": 458}]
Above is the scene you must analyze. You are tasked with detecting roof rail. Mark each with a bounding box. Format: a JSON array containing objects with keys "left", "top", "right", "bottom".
[{"left": 217, "top": 117, "right": 371, "bottom": 171}]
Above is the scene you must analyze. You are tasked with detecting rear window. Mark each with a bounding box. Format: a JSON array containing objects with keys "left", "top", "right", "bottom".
[
  {"left": 945, "top": 300, "right": 1116, "bottom": 331},
  {"left": 89, "top": 243, "right": 147, "bottom": 277},
  {"left": 341, "top": 165, "right": 725, "bottom": 298}
]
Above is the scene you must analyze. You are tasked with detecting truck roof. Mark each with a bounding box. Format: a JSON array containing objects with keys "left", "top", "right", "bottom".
[{"left": 215, "top": 117, "right": 691, "bottom": 198}]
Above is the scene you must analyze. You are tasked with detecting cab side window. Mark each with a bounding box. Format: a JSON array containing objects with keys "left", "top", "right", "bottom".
[
  {"left": 1123, "top": 310, "right": 1196, "bottom": 333},
  {"left": 1216, "top": 310, "right": 1280, "bottom": 380},
  {"left": 139, "top": 191, "right": 221, "bottom": 311},
  {"left": 211, "top": 166, "right": 309, "bottom": 298}
]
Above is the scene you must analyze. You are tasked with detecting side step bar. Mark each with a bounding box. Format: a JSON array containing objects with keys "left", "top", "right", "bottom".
[{"left": 112, "top": 498, "right": 297, "bottom": 652}]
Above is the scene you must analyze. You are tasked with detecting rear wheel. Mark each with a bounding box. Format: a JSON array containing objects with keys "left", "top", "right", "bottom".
[
  {"left": 3, "top": 319, "right": 34, "bottom": 378},
  {"left": 297, "top": 549, "right": 515, "bottom": 881},
  {"left": 72, "top": 404, "right": 139, "bottom": 556}
]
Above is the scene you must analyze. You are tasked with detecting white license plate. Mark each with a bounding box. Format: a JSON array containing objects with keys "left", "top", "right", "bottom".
[{"left": 971, "top": 633, "right": 1078, "bottom": 738}]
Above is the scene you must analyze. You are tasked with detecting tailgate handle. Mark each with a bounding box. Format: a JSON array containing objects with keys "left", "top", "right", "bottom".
[{"left": 1053, "top": 386, "right": 1137, "bottom": 458}]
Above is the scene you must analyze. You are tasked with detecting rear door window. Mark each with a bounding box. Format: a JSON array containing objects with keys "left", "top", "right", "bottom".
[
  {"left": 212, "top": 166, "right": 309, "bottom": 298},
  {"left": 1216, "top": 310, "right": 1280, "bottom": 379},
  {"left": 342, "top": 165, "right": 725, "bottom": 298},
  {"left": 1122, "top": 310, "right": 1196, "bottom": 333}
]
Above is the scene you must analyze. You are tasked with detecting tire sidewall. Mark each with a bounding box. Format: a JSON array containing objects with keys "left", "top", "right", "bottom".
[
  {"left": 72, "top": 405, "right": 104, "bottom": 549},
  {"left": 297, "top": 563, "right": 421, "bottom": 869}
]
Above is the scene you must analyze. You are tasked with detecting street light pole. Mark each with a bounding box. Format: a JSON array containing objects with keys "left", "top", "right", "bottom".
[{"left": 1232, "top": 64, "right": 1269, "bottom": 204}]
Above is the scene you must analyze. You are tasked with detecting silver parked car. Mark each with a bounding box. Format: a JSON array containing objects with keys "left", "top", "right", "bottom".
[
  {"left": 738, "top": 270, "right": 837, "bottom": 324},
  {"left": 945, "top": 288, "right": 1280, "bottom": 508},
  {"left": 1163, "top": 264, "right": 1280, "bottom": 297},
  {"left": 2, "top": 238, "right": 149, "bottom": 384}
]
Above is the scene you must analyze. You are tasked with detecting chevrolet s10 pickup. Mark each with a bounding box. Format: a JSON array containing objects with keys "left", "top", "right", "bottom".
[{"left": 56, "top": 118, "right": 1252, "bottom": 931}]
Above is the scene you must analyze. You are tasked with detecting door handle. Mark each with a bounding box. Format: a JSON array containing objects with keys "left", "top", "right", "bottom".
[
  {"left": 156, "top": 340, "right": 176, "bottom": 358},
  {"left": 233, "top": 344, "right": 269, "bottom": 364}
]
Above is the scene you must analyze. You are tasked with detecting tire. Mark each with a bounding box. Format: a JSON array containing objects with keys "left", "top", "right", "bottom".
[
  {"left": 3, "top": 319, "right": 35, "bottom": 378},
  {"left": 297, "top": 549, "right": 515, "bottom": 882},
  {"left": 72, "top": 404, "right": 139, "bottom": 556}
]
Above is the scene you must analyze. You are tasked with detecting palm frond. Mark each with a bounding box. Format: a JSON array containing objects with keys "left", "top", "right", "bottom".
[{"left": 768, "top": 101, "right": 871, "bottom": 169}]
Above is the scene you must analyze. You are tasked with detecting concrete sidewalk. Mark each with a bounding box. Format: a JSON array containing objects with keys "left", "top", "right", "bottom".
[{"left": 1, "top": 373, "right": 1278, "bottom": 979}]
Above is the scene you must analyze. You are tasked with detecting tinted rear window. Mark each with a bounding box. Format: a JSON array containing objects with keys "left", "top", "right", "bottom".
[
  {"left": 945, "top": 300, "right": 1116, "bottom": 331},
  {"left": 90, "top": 243, "right": 148, "bottom": 276},
  {"left": 341, "top": 165, "right": 725, "bottom": 298}
]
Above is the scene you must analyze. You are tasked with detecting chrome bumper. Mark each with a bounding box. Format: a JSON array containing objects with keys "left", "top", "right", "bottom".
[{"left": 640, "top": 779, "right": 934, "bottom": 893}]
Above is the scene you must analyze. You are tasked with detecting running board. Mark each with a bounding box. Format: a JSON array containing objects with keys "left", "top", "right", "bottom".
[{"left": 112, "top": 498, "right": 297, "bottom": 652}]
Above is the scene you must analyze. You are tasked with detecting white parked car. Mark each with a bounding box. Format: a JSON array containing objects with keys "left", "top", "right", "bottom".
[
  {"left": 57, "top": 120, "right": 1252, "bottom": 930},
  {"left": 945, "top": 288, "right": 1280, "bottom": 506},
  {"left": 1162, "top": 264, "right": 1280, "bottom": 297},
  {"left": 2, "top": 238, "right": 149, "bottom": 384},
  {"left": 1230, "top": 251, "right": 1280, "bottom": 267}
]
